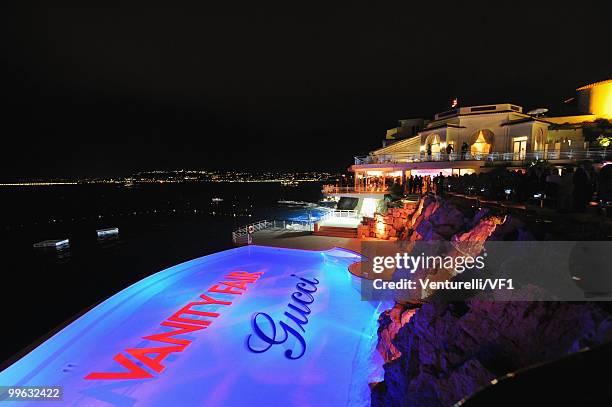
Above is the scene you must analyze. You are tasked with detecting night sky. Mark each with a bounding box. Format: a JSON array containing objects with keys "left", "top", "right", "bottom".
[{"left": 2, "top": 2, "right": 611, "bottom": 178}]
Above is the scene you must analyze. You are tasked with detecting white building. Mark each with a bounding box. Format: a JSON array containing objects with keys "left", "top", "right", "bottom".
[
  {"left": 318, "top": 80, "right": 612, "bottom": 235},
  {"left": 344, "top": 80, "right": 612, "bottom": 191}
]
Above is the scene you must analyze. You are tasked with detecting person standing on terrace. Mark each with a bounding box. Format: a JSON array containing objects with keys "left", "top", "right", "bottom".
[
  {"left": 573, "top": 164, "right": 592, "bottom": 212},
  {"left": 416, "top": 176, "right": 423, "bottom": 194},
  {"left": 461, "top": 142, "right": 469, "bottom": 160},
  {"left": 558, "top": 168, "right": 575, "bottom": 212},
  {"left": 436, "top": 172, "right": 445, "bottom": 195},
  {"left": 446, "top": 143, "right": 454, "bottom": 160}
]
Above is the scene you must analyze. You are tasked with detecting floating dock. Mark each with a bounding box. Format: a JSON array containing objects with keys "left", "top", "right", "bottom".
[
  {"left": 96, "top": 227, "right": 119, "bottom": 238},
  {"left": 33, "top": 239, "right": 69, "bottom": 249}
]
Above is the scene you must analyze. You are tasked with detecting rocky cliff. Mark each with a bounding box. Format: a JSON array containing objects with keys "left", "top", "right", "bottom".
[
  {"left": 371, "top": 195, "right": 612, "bottom": 406},
  {"left": 372, "top": 297, "right": 612, "bottom": 407}
]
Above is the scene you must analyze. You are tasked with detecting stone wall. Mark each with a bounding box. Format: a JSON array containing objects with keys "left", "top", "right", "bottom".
[
  {"left": 357, "top": 195, "right": 507, "bottom": 243},
  {"left": 358, "top": 203, "right": 418, "bottom": 240}
]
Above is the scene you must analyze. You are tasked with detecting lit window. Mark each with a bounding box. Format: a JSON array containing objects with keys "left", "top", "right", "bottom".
[{"left": 471, "top": 130, "right": 491, "bottom": 154}]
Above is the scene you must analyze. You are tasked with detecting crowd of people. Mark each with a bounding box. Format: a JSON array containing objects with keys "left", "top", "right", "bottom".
[
  {"left": 389, "top": 163, "right": 612, "bottom": 213},
  {"left": 404, "top": 174, "right": 434, "bottom": 195},
  {"left": 432, "top": 164, "right": 604, "bottom": 212}
]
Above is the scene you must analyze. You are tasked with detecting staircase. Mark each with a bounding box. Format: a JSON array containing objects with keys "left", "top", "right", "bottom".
[{"left": 313, "top": 226, "right": 358, "bottom": 238}]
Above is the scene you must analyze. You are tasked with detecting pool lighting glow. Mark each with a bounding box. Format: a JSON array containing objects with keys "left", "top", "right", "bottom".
[{"left": 0, "top": 246, "right": 391, "bottom": 406}]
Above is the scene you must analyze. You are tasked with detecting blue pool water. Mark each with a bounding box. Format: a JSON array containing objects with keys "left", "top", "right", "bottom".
[
  {"left": 258, "top": 206, "right": 330, "bottom": 223},
  {"left": 0, "top": 246, "right": 390, "bottom": 406},
  {"left": 285, "top": 207, "right": 329, "bottom": 222}
]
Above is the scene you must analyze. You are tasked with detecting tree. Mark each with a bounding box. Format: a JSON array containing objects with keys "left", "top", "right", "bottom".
[
  {"left": 597, "top": 135, "right": 611, "bottom": 148},
  {"left": 583, "top": 119, "right": 612, "bottom": 146}
]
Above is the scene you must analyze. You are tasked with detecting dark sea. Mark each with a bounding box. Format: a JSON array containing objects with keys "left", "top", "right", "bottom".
[{"left": 0, "top": 182, "right": 328, "bottom": 365}]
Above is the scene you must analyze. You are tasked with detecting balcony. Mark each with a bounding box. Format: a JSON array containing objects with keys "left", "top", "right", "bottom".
[{"left": 354, "top": 149, "right": 612, "bottom": 165}]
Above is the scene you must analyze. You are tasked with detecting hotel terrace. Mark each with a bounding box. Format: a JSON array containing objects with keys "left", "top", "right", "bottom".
[
  {"left": 324, "top": 79, "right": 611, "bottom": 191},
  {"left": 318, "top": 79, "right": 612, "bottom": 229}
]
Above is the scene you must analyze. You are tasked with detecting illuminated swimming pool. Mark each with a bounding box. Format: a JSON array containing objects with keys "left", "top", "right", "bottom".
[{"left": 0, "top": 246, "right": 390, "bottom": 406}]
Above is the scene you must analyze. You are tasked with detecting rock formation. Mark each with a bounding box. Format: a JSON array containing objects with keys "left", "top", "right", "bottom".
[
  {"left": 372, "top": 297, "right": 612, "bottom": 407},
  {"left": 370, "top": 195, "right": 612, "bottom": 406}
]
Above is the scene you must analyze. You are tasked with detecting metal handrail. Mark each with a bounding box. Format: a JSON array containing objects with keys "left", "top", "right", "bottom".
[
  {"left": 354, "top": 149, "right": 612, "bottom": 165},
  {"left": 316, "top": 209, "right": 359, "bottom": 223},
  {"left": 322, "top": 185, "right": 389, "bottom": 194},
  {"left": 232, "top": 219, "right": 273, "bottom": 241},
  {"left": 232, "top": 218, "right": 322, "bottom": 244},
  {"left": 231, "top": 209, "right": 364, "bottom": 244}
]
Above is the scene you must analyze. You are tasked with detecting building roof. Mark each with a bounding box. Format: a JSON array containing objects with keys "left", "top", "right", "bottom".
[
  {"left": 500, "top": 117, "right": 541, "bottom": 126},
  {"left": 542, "top": 114, "right": 597, "bottom": 125},
  {"left": 422, "top": 122, "right": 466, "bottom": 131},
  {"left": 432, "top": 103, "right": 523, "bottom": 121},
  {"left": 576, "top": 79, "right": 612, "bottom": 91}
]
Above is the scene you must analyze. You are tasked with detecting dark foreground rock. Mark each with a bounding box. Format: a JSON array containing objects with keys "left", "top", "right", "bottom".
[
  {"left": 371, "top": 195, "right": 612, "bottom": 406},
  {"left": 372, "top": 299, "right": 612, "bottom": 407}
]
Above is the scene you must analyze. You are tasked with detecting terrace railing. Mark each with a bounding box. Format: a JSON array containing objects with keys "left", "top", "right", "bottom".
[
  {"left": 354, "top": 149, "right": 612, "bottom": 165},
  {"left": 232, "top": 208, "right": 362, "bottom": 245},
  {"left": 322, "top": 185, "right": 389, "bottom": 194},
  {"left": 316, "top": 209, "right": 360, "bottom": 223},
  {"left": 232, "top": 220, "right": 272, "bottom": 244},
  {"left": 232, "top": 219, "right": 318, "bottom": 245}
]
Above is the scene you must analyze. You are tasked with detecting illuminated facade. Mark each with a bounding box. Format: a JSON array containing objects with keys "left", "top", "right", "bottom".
[
  {"left": 344, "top": 80, "right": 612, "bottom": 191},
  {"left": 351, "top": 103, "right": 556, "bottom": 184},
  {"left": 577, "top": 79, "right": 612, "bottom": 119}
]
